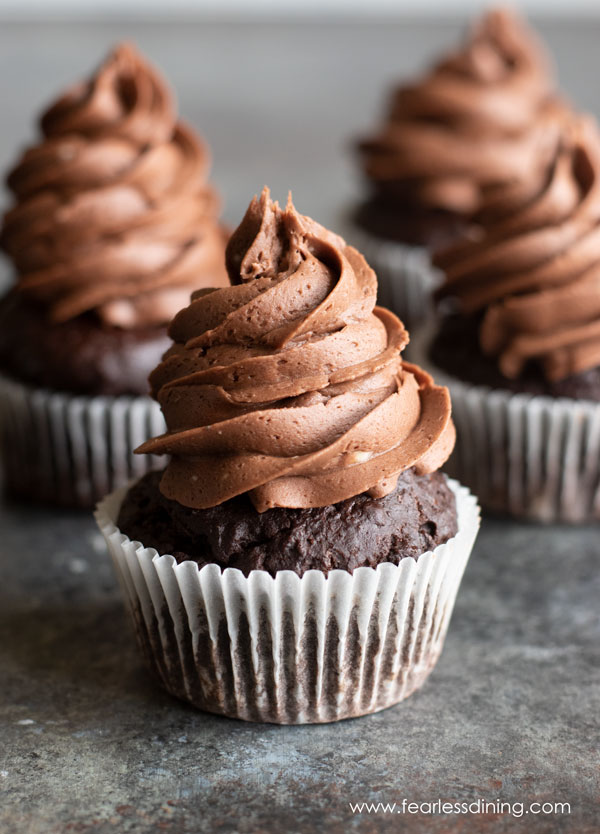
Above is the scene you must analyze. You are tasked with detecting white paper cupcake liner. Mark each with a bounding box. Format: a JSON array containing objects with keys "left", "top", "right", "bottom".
[
  {"left": 342, "top": 221, "right": 442, "bottom": 336},
  {"left": 412, "top": 331, "right": 600, "bottom": 523},
  {"left": 94, "top": 478, "right": 480, "bottom": 724},
  {"left": 0, "top": 373, "right": 165, "bottom": 508}
]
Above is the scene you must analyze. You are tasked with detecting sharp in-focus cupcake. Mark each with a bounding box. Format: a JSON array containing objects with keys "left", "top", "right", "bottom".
[
  {"left": 0, "top": 43, "right": 229, "bottom": 507},
  {"left": 349, "top": 8, "right": 564, "bottom": 330},
  {"left": 95, "top": 187, "right": 480, "bottom": 724},
  {"left": 423, "top": 115, "right": 600, "bottom": 522}
]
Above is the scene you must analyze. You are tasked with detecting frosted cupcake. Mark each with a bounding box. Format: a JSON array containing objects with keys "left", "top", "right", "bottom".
[
  {"left": 0, "top": 43, "right": 228, "bottom": 507},
  {"left": 425, "top": 116, "right": 600, "bottom": 521},
  {"left": 350, "top": 8, "right": 562, "bottom": 330},
  {"left": 96, "top": 188, "right": 480, "bottom": 723}
]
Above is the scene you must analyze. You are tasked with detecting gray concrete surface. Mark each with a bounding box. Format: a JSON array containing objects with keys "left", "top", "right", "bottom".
[{"left": 0, "top": 17, "right": 599, "bottom": 834}]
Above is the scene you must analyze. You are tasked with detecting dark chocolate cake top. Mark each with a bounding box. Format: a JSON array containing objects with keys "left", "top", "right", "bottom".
[{"left": 117, "top": 469, "right": 458, "bottom": 577}]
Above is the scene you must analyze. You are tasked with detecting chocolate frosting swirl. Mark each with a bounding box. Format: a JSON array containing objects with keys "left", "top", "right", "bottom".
[
  {"left": 137, "top": 188, "right": 455, "bottom": 511},
  {"left": 0, "top": 43, "right": 228, "bottom": 328},
  {"left": 357, "top": 8, "right": 563, "bottom": 216},
  {"left": 436, "top": 117, "right": 600, "bottom": 382}
]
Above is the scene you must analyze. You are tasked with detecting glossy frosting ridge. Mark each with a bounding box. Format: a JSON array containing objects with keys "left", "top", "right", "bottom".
[
  {"left": 436, "top": 117, "right": 600, "bottom": 381},
  {"left": 358, "top": 8, "right": 563, "bottom": 217},
  {"left": 138, "top": 188, "right": 455, "bottom": 510},
  {"left": 0, "top": 42, "right": 228, "bottom": 328}
]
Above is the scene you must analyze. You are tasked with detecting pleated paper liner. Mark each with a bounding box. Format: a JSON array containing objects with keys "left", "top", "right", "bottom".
[
  {"left": 95, "top": 478, "right": 480, "bottom": 724},
  {"left": 0, "top": 373, "right": 165, "bottom": 509},
  {"left": 411, "top": 330, "right": 600, "bottom": 522}
]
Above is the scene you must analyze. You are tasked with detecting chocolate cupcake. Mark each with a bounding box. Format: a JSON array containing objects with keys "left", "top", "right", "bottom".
[
  {"left": 95, "top": 188, "right": 480, "bottom": 723},
  {"left": 349, "top": 8, "right": 562, "bottom": 330},
  {"left": 0, "top": 43, "right": 228, "bottom": 507},
  {"left": 422, "top": 116, "right": 600, "bottom": 521}
]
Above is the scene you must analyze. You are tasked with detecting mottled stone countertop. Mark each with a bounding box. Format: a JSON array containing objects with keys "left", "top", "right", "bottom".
[{"left": 1, "top": 17, "right": 599, "bottom": 834}]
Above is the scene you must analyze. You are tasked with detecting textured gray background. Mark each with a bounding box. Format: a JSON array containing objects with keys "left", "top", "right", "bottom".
[{"left": 0, "top": 17, "right": 599, "bottom": 834}]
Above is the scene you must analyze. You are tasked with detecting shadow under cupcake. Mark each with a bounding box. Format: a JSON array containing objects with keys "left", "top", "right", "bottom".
[
  {"left": 0, "top": 42, "right": 228, "bottom": 508},
  {"left": 96, "top": 188, "right": 480, "bottom": 723}
]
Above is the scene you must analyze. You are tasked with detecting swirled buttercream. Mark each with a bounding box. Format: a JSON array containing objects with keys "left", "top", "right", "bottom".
[
  {"left": 137, "top": 188, "right": 455, "bottom": 511},
  {"left": 0, "top": 42, "right": 228, "bottom": 327},
  {"left": 435, "top": 117, "right": 600, "bottom": 382},
  {"left": 357, "top": 8, "right": 563, "bottom": 217}
]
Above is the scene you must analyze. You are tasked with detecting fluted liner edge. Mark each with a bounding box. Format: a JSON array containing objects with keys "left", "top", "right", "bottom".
[{"left": 95, "top": 478, "right": 479, "bottom": 723}]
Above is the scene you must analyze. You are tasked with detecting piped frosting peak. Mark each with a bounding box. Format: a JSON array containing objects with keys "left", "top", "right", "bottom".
[
  {"left": 138, "top": 188, "right": 455, "bottom": 511},
  {"left": 1, "top": 43, "right": 228, "bottom": 328}
]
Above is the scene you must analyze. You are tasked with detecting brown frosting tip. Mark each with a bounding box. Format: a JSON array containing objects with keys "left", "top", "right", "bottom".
[
  {"left": 357, "top": 7, "right": 563, "bottom": 217},
  {"left": 40, "top": 42, "right": 175, "bottom": 144},
  {"left": 0, "top": 42, "right": 228, "bottom": 329},
  {"left": 138, "top": 188, "right": 455, "bottom": 511},
  {"left": 435, "top": 115, "right": 600, "bottom": 382}
]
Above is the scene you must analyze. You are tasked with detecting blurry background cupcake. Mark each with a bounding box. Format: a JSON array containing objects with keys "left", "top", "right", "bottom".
[
  {"left": 424, "top": 115, "right": 600, "bottom": 522},
  {"left": 349, "top": 7, "right": 563, "bottom": 331},
  {"left": 96, "top": 188, "right": 480, "bottom": 723},
  {"left": 0, "top": 42, "right": 229, "bottom": 508}
]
